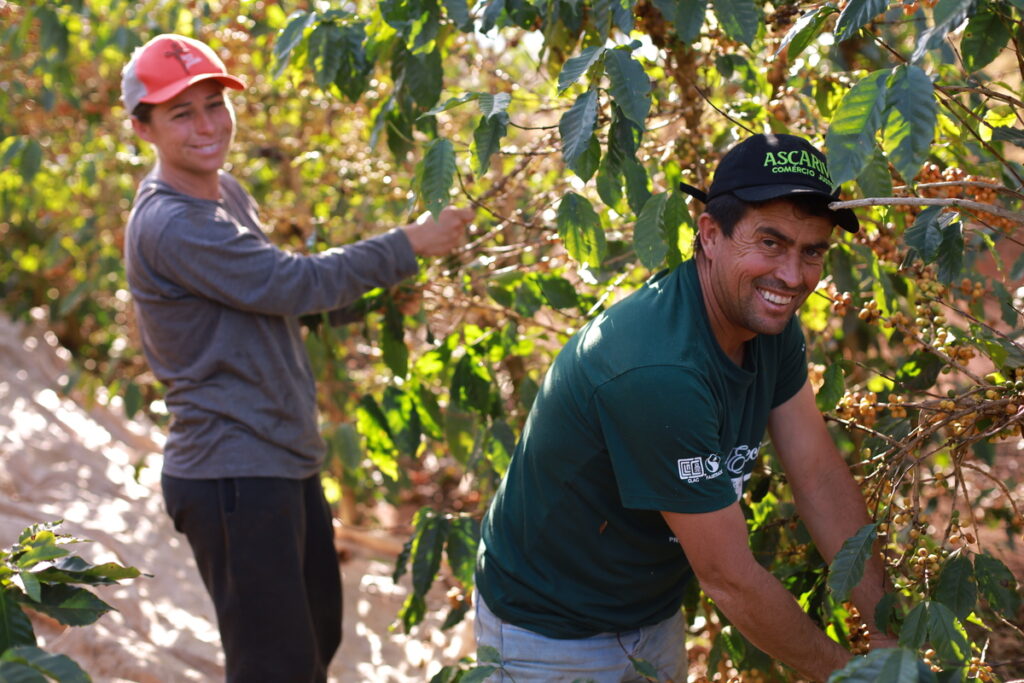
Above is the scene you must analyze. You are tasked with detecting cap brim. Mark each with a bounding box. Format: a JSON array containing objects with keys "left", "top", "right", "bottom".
[
  {"left": 731, "top": 184, "right": 860, "bottom": 233},
  {"left": 140, "top": 73, "right": 246, "bottom": 106}
]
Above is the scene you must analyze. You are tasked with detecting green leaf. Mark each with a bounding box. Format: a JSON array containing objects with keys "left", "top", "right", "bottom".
[
  {"left": 472, "top": 112, "right": 508, "bottom": 175},
  {"left": 912, "top": 0, "right": 975, "bottom": 62},
  {"left": 382, "top": 386, "right": 421, "bottom": 457},
  {"left": 817, "top": 362, "right": 846, "bottom": 412},
  {"left": 926, "top": 601, "right": 969, "bottom": 662},
  {"left": 570, "top": 134, "right": 601, "bottom": 182},
  {"left": 419, "top": 138, "right": 456, "bottom": 219},
  {"left": 604, "top": 49, "right": 651, "bottom": 127},
  {"left": 828, "top": 646, "right": 935, "bottom": 683},
  {"left": 559, "top": 89, "right": 599, "bottom": 169},
  {"left": 485, "top": 418, "right": 515, "bottom": 476},
  {"left": 828, "top": 523, "right": 878, "bottom": 602},
  {"left": 834, "top": 0, "right": 887, "bottom": 41},
  {"left": 450, "top": 354, "right": 493, "bottom": 413},
  {"left": 634, "top": 192, "right": 669, "bottom": 270},
  {"left": 856, "top": 146, "right": 893, "bottom": 199},
  {"left": 992, "top": 126, "right": 1024, "bottom": 148},
  {"left": 442, "top": 0, "right": 473, "bottom": 30},
  {"left": 422, "top": 92, "right": 482, "bottom": 117},
  {"left": 556, "top": 192, "right": 607, "bottom": 268},
  {"left": 895, "top": 352, "right": 942, "bottom": 391},
  {"left": 557, "top": 46, "right": 605, "bottom": 93},
  {"left": 0, "top": 646, "right": 89, "bottom": 683},
  {"left": 15, "top": 532, "right": 68, "bottom": 569},
  {"left": 477, "top": 92, "right": 512, "bottom": 119},
  {"left": 711, "top": 0, "right": 761, "bottom": 46},
  {"left": 410, "top": 509, "right": 447, "bottom": 597},
  {"left": 904, "top": 207, "right": 946, "bottom": 261},
  {"left": 975, "top": 553, "right": 1021, "bottom": 620},
  {"left": 381, "top": 304, "right": 409, "bottom": 378},
  {"left": 961, "top": 8, "right": 1011, "bottom": 72},
  {"left": 462, "top": 667, "right": 499, "bottom": 683},
  {"left": 826, "top": 70, "right": 889, "bottom": 186},
  {"left": 18, "top": 140, "right": 43, "bottom": 183},
  {"left": 537, "top": 274, "right": 579, "bottom": 310},
  {"left": 27, "top": 584, "right": 114, "bottom": 627},
  {"left": 623, "top": 158, "right": 651, "bottom": 216},
  {"left": 899, "top": 601, "right": 930, "bottom": 650},
  {"left": 652, "top": 0, "right": 707, "bottom": 43},
  {"left": 629, "top": 655, "right": 660, "bottom": 679},
  {"left": 934, "top": 220, "right": 963, "bottom": 283},
  {"left": 274, "top": 11, "right": 316, "bottom": 77},
  {"left": 777, "top": 4, "right": 838, "bottom": 60},
  {"left": 444, "top": 516, "right": 479, "bottom": 587},
  {"left": 882, "top": 65, "right": 936, "bottom": 185},
  {"left": 331, "top": 23, "right": 370, "bottom": 102},
  {"left": 0, "top": 588, "right": 36, "bottom": 653},
  {"left": 308, "top": 22, "right": 344, "bottom": 89},
  {"left": 404, "top": 49, "right": 444, "bottom": 109},
  {"left": 356, "top": 395, "right": 399, "bottom": 480},
  {"left": 933, "top": 555, "right": 976, "bottom": 621}
]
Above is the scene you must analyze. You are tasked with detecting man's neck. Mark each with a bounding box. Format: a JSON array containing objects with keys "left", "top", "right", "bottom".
[{"left": 695, "top": 254, "right": 750, "bottom": 367}]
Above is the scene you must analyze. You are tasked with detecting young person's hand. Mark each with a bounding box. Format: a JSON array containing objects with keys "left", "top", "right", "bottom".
[{"left": 402, "top": 207, "right": 474, "bottom": 256}]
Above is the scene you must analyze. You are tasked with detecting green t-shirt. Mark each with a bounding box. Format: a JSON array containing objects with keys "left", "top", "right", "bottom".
[{"left": 475, "top": 258, "right": 808, "bottom": 638}]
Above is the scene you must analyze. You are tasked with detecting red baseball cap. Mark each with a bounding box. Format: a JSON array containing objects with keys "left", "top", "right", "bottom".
[{"left": 121, "top": 34, "right": 245, "bottom": 115}]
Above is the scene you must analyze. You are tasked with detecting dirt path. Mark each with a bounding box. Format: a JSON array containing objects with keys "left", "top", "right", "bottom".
[{"left": 0, "top": 314, "right": 472, "bottom": 682}]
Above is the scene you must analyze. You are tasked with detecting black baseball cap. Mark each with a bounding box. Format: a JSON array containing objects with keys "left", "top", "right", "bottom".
[{"left": 678, "top": 133, "right": 859, "bottom": 233}]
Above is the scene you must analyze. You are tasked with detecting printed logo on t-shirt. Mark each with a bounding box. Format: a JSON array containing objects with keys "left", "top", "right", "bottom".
[{"left": 677, "top": 454, "right": 725, "bottom": 483}]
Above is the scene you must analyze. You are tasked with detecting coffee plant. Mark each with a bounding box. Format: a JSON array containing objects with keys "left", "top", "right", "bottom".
[
  {"left": 0, "top": 521, "right": 141, "bottom": 682},
  {"left": 2, "top": 0, "right": 1022, "bottom": 680}
]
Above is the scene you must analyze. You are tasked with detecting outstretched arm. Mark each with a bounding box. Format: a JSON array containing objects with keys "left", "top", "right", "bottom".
[
  {"left": 663, "top": 504, "right": 851, "bottom": 681},
  {"left": 768, "top": 380, "right": 896, "bottom": 648},
  {"left": 401, "top": 206, "right": 474, "bottom": 256}
]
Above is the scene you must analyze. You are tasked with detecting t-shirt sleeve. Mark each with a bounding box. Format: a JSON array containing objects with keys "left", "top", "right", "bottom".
[
  {"left": 145, "top": 213, "right": 417, "bottom": 317},
  {"left": 771, "top": 316, "right": 809, "bottom": 408},
  {"left": 592, "top": 365, "right": 737, "bottom": 514}
]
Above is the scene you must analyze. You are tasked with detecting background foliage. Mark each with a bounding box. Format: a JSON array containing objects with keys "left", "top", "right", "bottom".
[{"left": 2, "top": 0, "right": 1023, "bottom": 680}]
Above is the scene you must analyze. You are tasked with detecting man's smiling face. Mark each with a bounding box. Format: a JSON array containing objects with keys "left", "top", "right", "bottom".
[{"left": 698, "top": 199, "right": 833, "bottom": 355}]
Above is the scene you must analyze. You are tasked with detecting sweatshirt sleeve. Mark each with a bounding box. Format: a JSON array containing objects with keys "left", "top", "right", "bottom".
[{"left": 146, "top": 212, "right": 418, "bottom": 317}]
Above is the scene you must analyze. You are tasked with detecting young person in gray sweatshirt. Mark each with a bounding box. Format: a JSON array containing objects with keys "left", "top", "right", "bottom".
[{"left": 121, "top": 33, "right": 473, "bottom": 682}]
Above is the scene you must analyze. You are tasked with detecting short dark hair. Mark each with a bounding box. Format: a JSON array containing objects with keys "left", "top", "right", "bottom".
[
  {"left": 695, "top": 193, "right": 836, "bottom": 253},
  {"left": 132, "top": 102, "right": 155, "bottom": 124}
]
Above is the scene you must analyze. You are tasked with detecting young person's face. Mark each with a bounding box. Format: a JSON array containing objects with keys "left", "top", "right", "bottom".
[
  {"left": 699, "top": 200, "right": 833, "bottom": 350},
  {"left": 132, "top": 80, "right": 235, "bottom": 186}
]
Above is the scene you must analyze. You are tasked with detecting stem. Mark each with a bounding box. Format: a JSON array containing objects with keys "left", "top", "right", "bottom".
[{"left": 829, "top": 197, "right": 1024, "bottom": 224}]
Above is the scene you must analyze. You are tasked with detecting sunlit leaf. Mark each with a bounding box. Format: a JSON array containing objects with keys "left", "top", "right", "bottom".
[
  {"left": 961, "top": 8, "right": 1011, "bottom": 72},
  {"left": 926, "top": 601, "right": 969, "bottom": 662},
  {"left": 604, "top": 48, "right": 651, "bottom": 127},
  {"left": 441, "top": 0, "right": 472, "bottom": 30},
  {"left": 558, "top": 46, "right": 605, "bottom": 93},
  {"left": 826, "top": 70, "right": 889, "bottom": 186},
  {"left": 975, "top": 554, "right": 1022, "bottom": 620},
  {"left": 834, "top": 0, "right": 887, "bottom": 41},
  {"left": 444, "top": 515, "right": 479, "bottom": 587},
  {"left": 829, "top": 646, "right": 934, "bottom": 683},
  {"left": 895, "top": 352, "right": 942, "bottom": 391},
  {"left": 856, "top": 145, "right": 893, "bottom": 199},
  {"left": 912, "top": 0, "right": 974, "bottom": 62},
  {"left": 274, "top": 10, "right": 316, "bottom": 76},
  {"left": 556, "top": 192, "right": 607, "bottom": 268},
  {"left": 882, "top": 65, "right": 936, "bottom": 184},
  {"left": 777, "top": 4, "right": 838, "bottom": 59},
  {"left": 817, "top": 362, "right": 846, "bottom": 412},
  {"left": 472, "top": 112, "right": 508, "bottom": 175},
  {"left": 0, "top": 645, "right": 89, "bottom": 683},
  {"left": 634, "top": 192, "right": 669, "bottom": 270},
  {"left": 933, "top": 555, "right": 976, "bottom": 621},
  {"left": 904, "top": 207, "right": 946, "bottom": 261},
  {"left": 559, "top": 89, "right": 599, "bottom": 169},
  {"left": 828, "top": 523, "right": 877, "bottom": 602},
  {"left": 27, "top": 584, "right": 113, "bottom": 627},
  {"left": 418, "top": 138, "right": 456, "bottom": 219},
  {"left": 711, "top": 0, "right": 761, "bottom": 46}
]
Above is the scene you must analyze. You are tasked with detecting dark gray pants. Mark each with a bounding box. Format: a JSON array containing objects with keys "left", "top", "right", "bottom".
[{"left": 162, "top": 474, "right": 342, "bottom": 682}]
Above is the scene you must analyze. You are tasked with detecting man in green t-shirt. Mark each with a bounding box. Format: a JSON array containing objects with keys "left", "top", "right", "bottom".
[{"left": 474, "top": 134, "right": 897, "bottom": 682}]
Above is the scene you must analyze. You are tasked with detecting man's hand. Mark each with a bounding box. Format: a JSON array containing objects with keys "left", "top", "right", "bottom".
[{"left": 401, "top": 206, "right": 474, "bottom": 256}]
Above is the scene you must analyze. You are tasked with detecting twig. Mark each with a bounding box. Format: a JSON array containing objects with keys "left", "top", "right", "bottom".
[{"left": 829, "top": 196, "right": 1024, "bottom": 224}]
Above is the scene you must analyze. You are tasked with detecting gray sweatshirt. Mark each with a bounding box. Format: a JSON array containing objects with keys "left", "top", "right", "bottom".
[{"left": 124, "top": 172, "right": 418, "bottom": 479}]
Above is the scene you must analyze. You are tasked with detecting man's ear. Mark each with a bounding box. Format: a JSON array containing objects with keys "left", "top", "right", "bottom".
[{"left": 696, "top": 212, "right": 720, "bottom": 256}]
